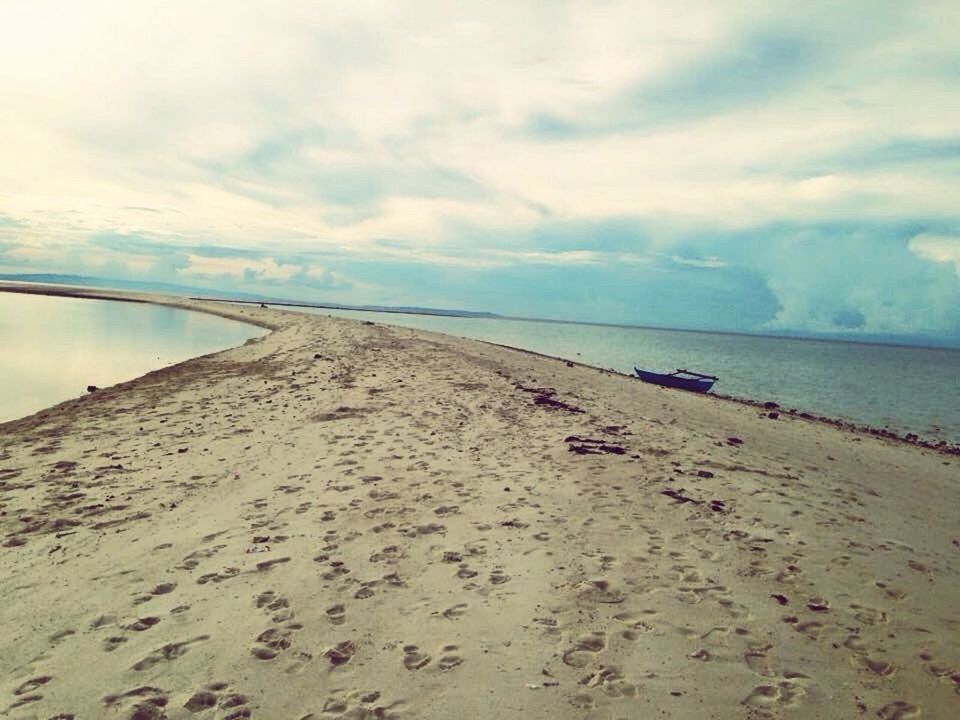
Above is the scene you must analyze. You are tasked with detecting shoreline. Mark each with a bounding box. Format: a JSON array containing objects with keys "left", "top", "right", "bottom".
[
  {"left": 1, "top": 282, "right": 957, "bottom": 455},
  {"left": 462, "top": 338, "right": 960, "bottom": 457},
  {"left": 211, "top": 296, "right": 960, "bottom": 452},
  {"left": 1, "top": 285, "right": 959, "bottom": 718},
  {"left": 0, "top": 281, "right": 279, "bottom": 332},
  {"left": 0, "top": 283, "right": 277, "bottom": 428}
]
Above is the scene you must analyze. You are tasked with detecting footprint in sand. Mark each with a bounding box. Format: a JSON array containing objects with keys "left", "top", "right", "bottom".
[
  {"left": 580, "top": 665, "right": 638, "bottom": 698},
  {"left": 196, "top": 567, "right": 240, "bottom": 584},
  {"left": 90, "top": 613, "right": 117, "bottom": 630},
  {"left": 370, "top": 545, "right": 404, "bottom": 564},
  {"left": 178, "top": 546, "right": 225, "bottom": 570},
  {"left": 436, "top": 645, "right": 464, "bottom": 671},
  {"left": 742, "top": 679, "right": 806, "bottom": 709},
  {"left": 793, "top": 620, "right": 824, "bottom": 640},
  {"left": 843, "top": 634, "right": 868, "bottom": 653},
  {"left": 49, "top": 629, "right": 76, "bottom": 645},
  {"left": 221, "top": 704, "right": 252, "bottom": 719},
  {"left": 382, "top": 572, "right": 406, "bottom": 588},
  {"left": 13, "top": 676, "right": 52, "bottom": 698},
  {"left": 402, "top": 645, "right": 431, "bottom": 670},
  {"left": 256, "top": 556, "right": 291, "bottom": 572},
  {"left": 489, "top": 569, "right": 511, "bottom": 585},
  {"left": 354, "top": 584, "right": 376, "bottom": 599},
  {"left": 399, "top": 523, "right": 446, "bottom": 538},
  {"left": 918, "top": 650, "right": 959, "bottom": 682},
  {"left": 324, "top": 641, "right": 357, "bottom": 667},
  {"left": 255, "top": 591, "right": 293, "bottom": 622},
  {"left": 878, "top": 701, "right": 921, "bottom": 719},
  {"left": 252, "top": 627, "right": 293, "bottom": 659},
  {"left": 184, "top": 690, "right": 218, "bottom": 711},
  {"left": 103, "top": 636, "right": 127, "bottom": 652},
  {"left": 442, "top": 603, "right": 468, "bottom": 620},
  {"left": 562, "top": 632, "right": 606, "bottom": 668},
  {"left": 775, "top": 564, "right": 802, "bottom": 583},
  {"left": 456, "top": 565, "right": 478, "bottom": 579},
  {"left": 569, "top": 693, "right": 595, "bottom": 709},
  {"left": 182, "top": 682, "right": 243, "bottom": 714},
  {"left": 717, "top": 596, "right": 752, "bottom": 620},
  {"left": 151, "top": 582, "right": 176, "bottom": 595},
  {"left": 576, "top": 580, "right": 626, "bottom": 605},
  {"left": 326, "top": 604, "right": 346, "bottom": 625},
  {"left": 321, "top": 562, "right": 351, "bottom": 581},
  {"left": 132, "top": 635, "right": 209, "bottom": 671},
  {"left": 103, "top": 685, "right": 170, "bottom": 720},
  {"left": 126, "top": 617, "right": 161, "bottom": 632},
  {"left": 743, "top": 644, "right": 776, "bottom": 677},
  {"left": 6, "top": 693, "right": 44, "bottom": 712},
  {"left": 317, "top": 691, "right": 405, "bottom": 719},
  {"left": 855, "top": 655, "right": 896, "bottom": 676},
  {"left": 850, "top": 603, "right": 889, "bottom": 625},
  {"left": 907, "top": 560, "right": 934, "bottom": 581},
  {"left": 613, "top": 612, "right": 655, "bottom": 640}
]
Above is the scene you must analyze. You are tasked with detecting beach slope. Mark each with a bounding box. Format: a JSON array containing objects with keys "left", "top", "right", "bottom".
[{"left": 1, "top": 296, "right": 958, "bottom": 719}]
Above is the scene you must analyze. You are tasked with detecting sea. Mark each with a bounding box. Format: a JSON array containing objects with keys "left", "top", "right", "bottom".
[
  {"left": 1, "top": 290, "right": 957, "bottom": 445},
  {"left": 0, "top": 291, "right": 266, "bottom": 423},
  {"left": 292, "top": 306, "right": 960, "bottom": 446}
]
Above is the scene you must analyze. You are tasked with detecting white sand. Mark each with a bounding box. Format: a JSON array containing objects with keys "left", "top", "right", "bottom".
[{"left": 1, "top": 289, "right": 958, "bottom": 720}]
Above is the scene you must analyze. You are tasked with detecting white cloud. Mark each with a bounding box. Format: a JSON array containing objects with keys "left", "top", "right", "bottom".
[
  {"left": 909, "top": 234, "right": 960, "bottom": 274},
  {"left": 0, "top": 1, "right": 958, "bottom": 335},
  {"left": 181, "top": 255, "right": 299, "bottom": 281},
  {"left": 671, "top": 255, "right": 726, "bottom": 268},
  {"left": 1, "top": 0, "right": 955, "bottom": 248}
]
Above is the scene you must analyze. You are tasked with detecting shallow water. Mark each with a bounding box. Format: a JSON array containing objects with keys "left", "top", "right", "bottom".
[
  {"left": 295, "top": 306, "right": 960, "bottom": 445},
  {"left": 0, "top": 292, "right": 266, "bottom": 423}
]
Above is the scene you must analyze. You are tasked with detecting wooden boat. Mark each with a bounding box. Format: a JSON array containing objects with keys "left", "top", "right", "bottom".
[{"left": 633, "top": 367, "right": 718, "bottom": 393}]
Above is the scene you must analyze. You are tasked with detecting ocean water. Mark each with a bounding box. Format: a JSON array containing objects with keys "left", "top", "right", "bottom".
[
  {"left": 0, "top": 292, "right": 266, "bottom": 423},
  {"left": 294, "top": 306, "right": 960, "bottom": 445}
]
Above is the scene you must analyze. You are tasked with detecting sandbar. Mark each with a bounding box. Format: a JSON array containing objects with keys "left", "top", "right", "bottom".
[{"left": 1, "top": 287, "right": 958, "bottom": 719}]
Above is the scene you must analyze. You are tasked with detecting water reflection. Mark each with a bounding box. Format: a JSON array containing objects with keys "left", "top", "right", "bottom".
[{"left": 0, "top": 292, "right": 266, "bottom": 423}]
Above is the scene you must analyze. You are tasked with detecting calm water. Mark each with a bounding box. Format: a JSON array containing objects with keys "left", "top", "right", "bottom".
[
  {"left": 296, "top": 306, "right": 960, "bottom": 445},
  {"left": 0, "top": 292, "right": 266, "bottom": 423}
]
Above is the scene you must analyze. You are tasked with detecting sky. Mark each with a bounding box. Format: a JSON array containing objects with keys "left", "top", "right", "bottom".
[{"left": 1, "top": 1, "right": 959, "bottom": 342}]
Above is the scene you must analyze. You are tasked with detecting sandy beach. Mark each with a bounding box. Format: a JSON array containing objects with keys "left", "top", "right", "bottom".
[{"left": 1, "top": 289, "right": 958, "bottom": 720}]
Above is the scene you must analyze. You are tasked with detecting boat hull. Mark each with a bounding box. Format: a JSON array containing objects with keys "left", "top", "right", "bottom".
[{"left": 634, "top": 368, "right": 716, "bottom": 393}]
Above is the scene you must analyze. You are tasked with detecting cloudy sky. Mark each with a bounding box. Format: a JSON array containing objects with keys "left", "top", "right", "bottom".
[{"left": 1, "top": 1, "right": 958, "bottom": 341}]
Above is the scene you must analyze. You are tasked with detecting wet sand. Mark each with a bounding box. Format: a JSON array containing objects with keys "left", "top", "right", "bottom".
[{"left": 1, "top": 288, "right": 958, "bottom": 719}]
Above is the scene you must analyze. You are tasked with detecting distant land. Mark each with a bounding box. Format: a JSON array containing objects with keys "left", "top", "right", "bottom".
[
  {"left": 0, "top": 273, "right": 271, "bottom": 302},
  {"left": 1, "top": 273, "right": 957, "bottom": 350},
  {"left": 0, "top": 273, "right": 500, "bottom": 319},
  {"left": 204, "top": 297, "right": 500, "bottom": 320}
]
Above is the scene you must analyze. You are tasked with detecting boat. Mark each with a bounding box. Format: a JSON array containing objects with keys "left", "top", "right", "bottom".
[{"left": 633, "top": 367, "right": 718, "bottom": 393}]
